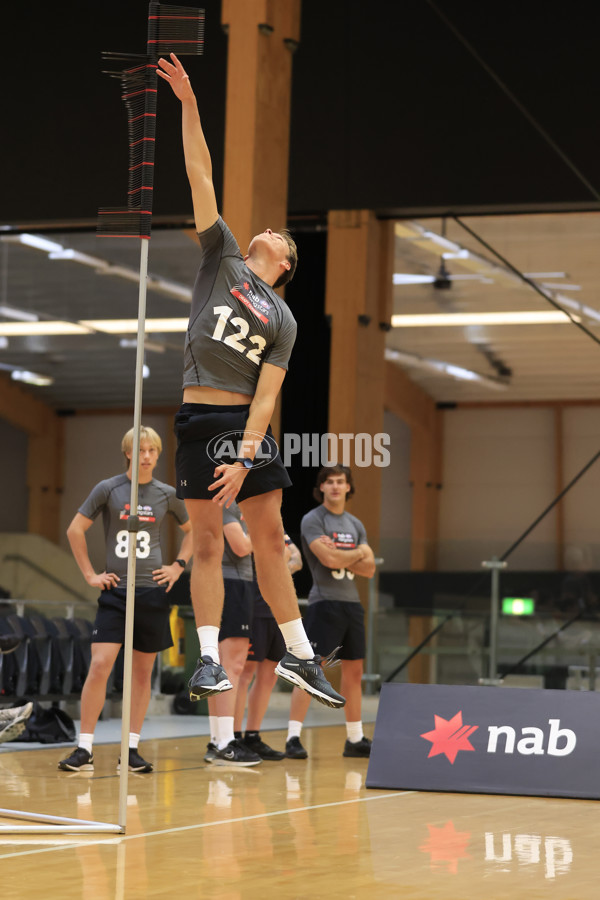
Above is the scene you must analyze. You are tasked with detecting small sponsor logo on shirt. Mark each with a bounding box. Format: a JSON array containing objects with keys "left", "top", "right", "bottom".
[
  {"left": 231, "top": 281, "right": 272, "bottom": 324},
  {"left": 119, "top": 502, "right": 156, "bottom": 523},
  {"left": 332, "top": 531, "right": 356, "bottom": 549}
]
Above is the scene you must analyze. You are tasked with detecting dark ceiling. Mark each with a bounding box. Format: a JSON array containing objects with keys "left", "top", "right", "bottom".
[{"left": 3, "top": 0, "right": 600, "bottom": 227}]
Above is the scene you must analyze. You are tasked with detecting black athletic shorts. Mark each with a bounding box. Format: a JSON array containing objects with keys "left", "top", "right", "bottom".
[
  {"left": 219, "top": 578, "right": 255, "bottom": 640},
  {"left": 92, "top": 587, "right": 173, "bottom": 653},
  {"left": 303, "top": 600, "right": 366, "bottom": 660},
  {"left": 174, "top": 403, "right": 292, "bottom": 501},
  {"left": 247, "top": 617, "right": 285, "bottom": 663}
]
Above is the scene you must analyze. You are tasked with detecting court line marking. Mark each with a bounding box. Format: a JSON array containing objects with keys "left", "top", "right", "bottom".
[{"left": 0, "top": 790, "right": 415, "bottom": 861}]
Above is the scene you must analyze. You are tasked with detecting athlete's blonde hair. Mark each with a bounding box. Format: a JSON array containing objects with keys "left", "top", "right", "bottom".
[{"left": 121, "top": 426, "right": 162, "bottom": 466}]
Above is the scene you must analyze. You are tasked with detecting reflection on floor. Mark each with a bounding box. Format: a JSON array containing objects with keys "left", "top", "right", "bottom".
[{"left": 1, "top": 716, "right": 597, "bottom": 900}]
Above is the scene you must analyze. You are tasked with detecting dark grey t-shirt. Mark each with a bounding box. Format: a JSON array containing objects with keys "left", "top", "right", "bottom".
[
  {"left": 222, "top": 501, "right": 253, "bottom": 582},
  {"left": 78, "top": 474, "right": 188, "bottom": 588},
  {"left": 183, "top": 217, "right": 297, "bottom": 394},
  {"left": 301, "top": 506, "right": 368, "bottom": 605}
]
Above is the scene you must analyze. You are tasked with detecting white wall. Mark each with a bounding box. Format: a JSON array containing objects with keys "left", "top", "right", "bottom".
[
  {"left": 562, "top": 407, "right": 600, "bottom": 569},
  {"left": 438, "top": 407, "right": 558, "bottom": 571}
]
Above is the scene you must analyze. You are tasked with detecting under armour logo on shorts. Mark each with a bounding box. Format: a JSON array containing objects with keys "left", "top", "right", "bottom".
[{"left": 180, "top": 480, "right": 187, "bottom": 487}]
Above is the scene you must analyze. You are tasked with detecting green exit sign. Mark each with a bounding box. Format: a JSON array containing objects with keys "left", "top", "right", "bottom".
[{"left": 502, "top": 597, "right": 535, "bottom": 616}]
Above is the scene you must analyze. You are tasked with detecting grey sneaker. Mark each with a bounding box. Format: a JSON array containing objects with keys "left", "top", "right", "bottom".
[
  {"left": 0, "top": 702, "right": 33, "bottom": 744},
  {"left": 58, "top": 747, "right": 94, "bottom": 772},
  {"left": 204, "top": 741, "right": 218, "bottom": 763},
  {"left": 275, "top": 651, "right": 346, "bottom": 708},
  {"left": 188, "top": 656, "right": 233, "bottom": 701},
  {"left": 213, "top": 739, "right": 262, "bottom": 767}
]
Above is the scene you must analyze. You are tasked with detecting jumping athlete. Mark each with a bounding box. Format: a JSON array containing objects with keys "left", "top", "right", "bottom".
[
  {"left": 157, "top": 53, "right": 344, "bottom": 710},
  {"left": 58, "top": 427, "right": 192, "bottom": 773},
  {"left": 286, "top": 466, "right": 376, "bottom": 759}
]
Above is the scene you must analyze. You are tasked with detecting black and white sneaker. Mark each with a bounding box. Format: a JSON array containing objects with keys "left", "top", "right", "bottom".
[
  {"left": 243, "top": 734, "right": 285, "bottom": 761},
  {"left": 0, "top": 702, "right": 33, "bottom": 744},
  {"left": 275, "top": 651, "right": 346, "bottom": 708},
  {"left": 188, "top": 656, "right": 233, "bottom": 701},
  {"left": 343, "top": 737, "right": 372, "bottom": 758},
  {"left": 118, "top": 749, "right": 153, "bottom": 773},
  {"left": 285, "top": 736, "right": 308, "bottom": 760},
  {"left": 58, "top": 747, "right": 94, "bottom": 772},
  {"left": 204, "top": 741, "right": 218, "bottom": 763},
  {"left": 213, "top": 739, "right": 262, "bottom": 767}
]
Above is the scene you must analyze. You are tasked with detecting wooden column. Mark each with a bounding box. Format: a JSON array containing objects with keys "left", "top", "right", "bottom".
[
  {"left": 0, "top": 375, "right": 63, "bottom": 542},
  {"left": 221, "top": 0, "right": 301, "bottom": 441},
  {"left": 221, "top": 0, "right": 301, "bottom": 251},
  {"left": 384, "top": 360, "right": 442, "bottom": 683},
  {"left": 325, "top": 210, "right": 393, "bottom": 582}
]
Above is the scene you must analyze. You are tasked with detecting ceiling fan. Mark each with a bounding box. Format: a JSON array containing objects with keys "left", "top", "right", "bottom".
[{"left": 393, "top": 256, "right": 492, "bottom": 289}]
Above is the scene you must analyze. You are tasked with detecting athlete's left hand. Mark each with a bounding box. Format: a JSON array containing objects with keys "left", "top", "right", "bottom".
[
  {"left": 318, "top": 534, "right": 336, "bottom": 549},
  {"left": 208, "top": 463, "right": 248, "bottom": 508},
  {"left": 152, "top": 563, "right": 184, "bottom": 593}
]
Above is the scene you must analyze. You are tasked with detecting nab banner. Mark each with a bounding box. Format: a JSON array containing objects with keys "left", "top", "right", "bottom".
[{"left": 366, "top": 684, "right": 600, "bottom": 799}]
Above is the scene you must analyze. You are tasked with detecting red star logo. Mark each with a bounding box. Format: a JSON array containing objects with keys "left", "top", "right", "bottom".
[
  {"left": 419, "top": 821, "right": 471, "bottom": 874},
  {"left": 243, "top": 281, "right": 250, "bottom": 290},
  {"left": 420, "top": 711, "right": 478, "bottom": 764}
]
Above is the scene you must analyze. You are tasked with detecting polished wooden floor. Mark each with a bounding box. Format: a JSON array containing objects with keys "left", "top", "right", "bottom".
[{"left": 0, "top": 724, "right": 596, "bottom": 899}]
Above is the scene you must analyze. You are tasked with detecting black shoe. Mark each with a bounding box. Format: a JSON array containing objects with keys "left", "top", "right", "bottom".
[
  {"left": 275, "top": 652, "right": 346, "bottom": 708},
  {"left": 213, "top": 739, "right": 262, "bottom": 767},
  {"left": 118, "top": 749, "right": 153, "bottom": 773},
  {"left": 343, "top": 737, "right": 372, "bottom": 758},
  {"left": 204, "top": 741, "right": 217, "bottom": 763},
  {"left": 243, "top": 734, "right": 285, "bottom": 761},
  {"left": 58, "top": 747, "right": 94, "bottom": 772},
  {"left": 285, "top": 736, "right": 308, "bottom": 760},
  {"left": 0, "top": 634, "right": 21, "bottom": 654},
  {"left": 188, "top": 656, "right": 233, "bottom": 701}
]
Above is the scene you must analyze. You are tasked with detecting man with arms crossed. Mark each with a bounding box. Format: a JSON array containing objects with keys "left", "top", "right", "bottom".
[
  {"left": 157, "top": 54, "right": 344, "bottom": 710},
  {"left": 58, "top": 427, "right": 192, "bottom": 773},
  {"left": 286, "top": 465, "right": 376, "bottom": 759}
]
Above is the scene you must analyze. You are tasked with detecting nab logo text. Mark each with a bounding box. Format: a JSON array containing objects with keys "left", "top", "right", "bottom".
[{"left": 421, "top": 711, "right": 577, "bottom": 764}]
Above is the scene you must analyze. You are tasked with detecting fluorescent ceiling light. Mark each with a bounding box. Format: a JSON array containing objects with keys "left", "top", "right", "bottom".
[
  {"left": 385, "top": 348, "right": 507, "bottom": 390},
  {"left": 391, "top": 311, "right": 574, "bottom": 327},
  {"left": 6, "top": 234, "right": 64, "bottom": 254},
  {"left": 0, "top": 321, "right": 91, "bottom": 336},
  {"left": 10, "top": 369, "right": 54, "bottom": 387},
  {"left": 523, "top": 272, "right": 567, "bottom": 278},
  {"left": 142, "top": 364, "right": 150, "bottom": 379},
  {"left": 82, "top": 318, "right": 188, "bottom": 333},
  {"left": 540, "top": 282, "right": 581, "bottom": 291},
  {"left": 0, "top": 305, "right": 39, "bottom": 322}
]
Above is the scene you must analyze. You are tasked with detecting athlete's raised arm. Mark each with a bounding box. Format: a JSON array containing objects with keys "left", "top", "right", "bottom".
[{"left": 157, "top": 53, "right": 218, "bottom": 233}]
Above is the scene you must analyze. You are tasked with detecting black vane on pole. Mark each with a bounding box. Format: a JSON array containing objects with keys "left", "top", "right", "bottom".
[{"left": 97, "top": 2, "right": 205, "bottom": 241}]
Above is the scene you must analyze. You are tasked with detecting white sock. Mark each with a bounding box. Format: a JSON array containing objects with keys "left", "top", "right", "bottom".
[
  {"left": 129, "top": 732, "right": 141, "bottom": 750},
  {"left": 197, "top": 626, "right": 220, "bottom": 664},
  {"left": 287, "top": 720, "right": 303, "bottom": 741},
  {"left": 217, "top": 716, "right": 235, "bottom": 750},
  {"left": 78, "top": 733, "right": 94, "bottom": 755},
  {"left": 279, "top": 619, "right": 313, "bottom": 660},
  {"left": 209, "top": 716, "right": 218, "bottom": 745},
  {"left": 346, "top": 721, "right": 364, "bottom": 743}
]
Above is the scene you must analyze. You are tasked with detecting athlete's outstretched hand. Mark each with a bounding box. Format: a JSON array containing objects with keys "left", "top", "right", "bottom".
[
  {"left": 208, "top": 463, "right": 248, "bottom": 508},
  {"left": 156, "top": 53, "right": 195, "bottom": 102}
]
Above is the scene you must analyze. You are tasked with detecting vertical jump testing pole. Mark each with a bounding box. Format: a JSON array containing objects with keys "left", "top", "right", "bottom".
[{"left": 98, "top": 3, "right": 205, "bottom": 832}]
